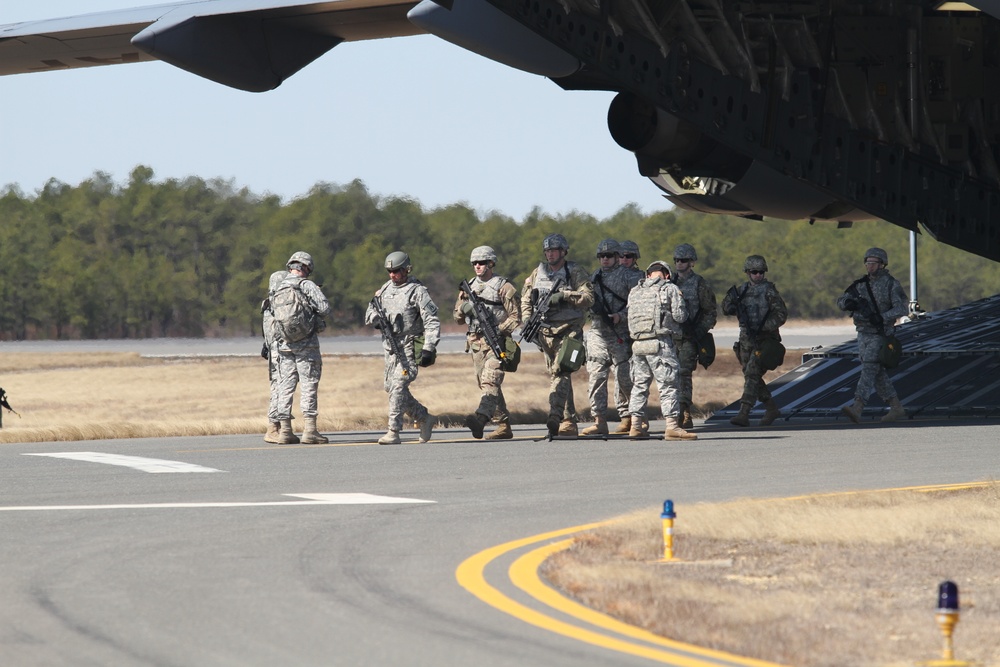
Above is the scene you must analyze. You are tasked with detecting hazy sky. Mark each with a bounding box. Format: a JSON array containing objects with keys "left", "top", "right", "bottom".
[{"left": 0, "top": 1, "right": 669, "bottom": 220}]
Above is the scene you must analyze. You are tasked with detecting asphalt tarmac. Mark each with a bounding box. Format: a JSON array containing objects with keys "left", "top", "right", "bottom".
[{"left": 2, "top": 417, "right": 997, "bottom": 666}]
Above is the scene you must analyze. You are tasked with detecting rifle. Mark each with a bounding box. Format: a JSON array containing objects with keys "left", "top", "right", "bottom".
[
  {"left": 846, "top": 279, "right": 884, "bottom": 330},
  {"left": 459, "top": 279, "right": 507, "bottom": 363},
  {"left": 518, "top": 276, "right": 565, "bottom": 346},
  {"left": 0, "top": 388, "right": 19, "bottom": 428},
  {"left": 369, "top": 296, "right": 413, "bottom": 377}
]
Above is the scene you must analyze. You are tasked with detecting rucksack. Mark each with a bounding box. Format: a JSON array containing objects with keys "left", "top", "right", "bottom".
[{"left": 270, "top": 277, "right": 315, "bottom": 343}]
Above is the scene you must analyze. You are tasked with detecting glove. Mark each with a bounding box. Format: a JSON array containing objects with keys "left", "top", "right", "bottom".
[
  {"left": 548, "top": 291, "right": 565, "bottom": 306},
  {"left": 419, "top": 348, "right": 437, "bottom": 367},
  {"left": 841, "top": 297, "right": 858, "bottom": 312},
  {"left": 460, "top": 301, "right": 475, "bottom": 317}
]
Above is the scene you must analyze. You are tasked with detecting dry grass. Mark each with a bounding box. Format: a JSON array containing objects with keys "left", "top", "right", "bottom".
[
  {"left": 0, "top": 348, "right": 801, "bottom": 443},
  {"left": 542, "top": 484, "right": 1000, "bottom": 667}
]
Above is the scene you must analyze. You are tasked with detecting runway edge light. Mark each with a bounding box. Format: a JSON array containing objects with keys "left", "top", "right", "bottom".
[
  {"left": 659, "top": 500, "right": 676, "bottom": 562},
  {"left": 919, "top": 580, "right": 975, "bottom": 666}
]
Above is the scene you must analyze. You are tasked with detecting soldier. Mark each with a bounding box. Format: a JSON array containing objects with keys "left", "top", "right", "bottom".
[
  {"left": 365, "top": 251, "right": 441, "bottom": 445},
  {"left": 454, "top": 245, "right": 521, "bottom": 440},
  {"left": 838, "top": 247, "right": 909, "bottom": 423},
  {"left": 520, "top": 233, "right": 595, "bottom": 437},
  {"left": 270, "top": 252, "right": 331, "bottom": 444},
  {"left": 582, "top": 239, "right": 642, "bottom": 435},
  {"left": 262, "top": 268, "right": 289, "bottom": 443},
  {"left": 670, "top": 243, "right": 718, "bottom": 429},
  {"left": 721, "top": 255, "right": 788, "bottom": 427},
  {"left": 619, "top": 240, "right": 641, "bottom": 272},
  {"left": 626, "top": 260, "right": 696, "bottom": 440}
]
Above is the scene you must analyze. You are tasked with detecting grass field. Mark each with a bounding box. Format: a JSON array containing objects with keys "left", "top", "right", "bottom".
[{"left": 0, "top": 346, "right": 802, "bottom": 443}]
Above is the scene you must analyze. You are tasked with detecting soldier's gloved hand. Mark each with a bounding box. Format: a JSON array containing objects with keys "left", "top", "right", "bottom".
[
  {"left": 548, "top": 291, "right": 565, "bottom": 306},
  {"left": 419, "top": 348, "right": 437, "bottom": 367},
  {"left": 460, "top": 301, "right": 475, "bottom": 317},
  {"left": 841, "top": 297, "right": 858, "bottom": 312}
]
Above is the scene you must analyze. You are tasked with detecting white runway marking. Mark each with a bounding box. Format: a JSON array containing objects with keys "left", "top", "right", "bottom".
[
  {"left": 0, "top": 493, "right": 436, "bottom": 512},
  {"left": 23, "top": 452, "right": 224, "bottom": 473}
]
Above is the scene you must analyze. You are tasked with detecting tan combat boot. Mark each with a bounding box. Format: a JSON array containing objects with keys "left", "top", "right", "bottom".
[
  {"left": 418, "top": 415, "right": 435, "bottom": 443},
  {"left": 882, "top": 397, "right": 906, "bottom": 422},
  {"left": 679, "top": 403, "right": 693, "bottom": 430},
  {"left": 485, "top": 423, "right": 514, "bottom": 440},
  {"left": 841, "top": 398, "right": 864, "bottom": 424},
  {"left": 759, "top": 399, "right": 781, "bottom": 426},
  {"left": 300, "top": 416, "right": 328, "bottom": 444},
  {"left": 629, "top": 418, "right": 649, "bottom": 439},
  {"left": 558, "top": 420, "right": 578, "bottom": 437},
  {"left": 277, "top": 419, "right": 299, "bottom": 444},
  {"left": 663, "top": 416, "right": 698, "bottom": 440},
  {"left": 613, "top": 417, "right": 632, "bottom": 434},
  {"left": 581, "top": 417, "right": 608, "bottom": 436},
  {"left": 729, "top": 404, "right": 751, "bottom": 427},
  {"left": 378, "top": 430, "right": 401, "bottom": 445},
  {"left": 264, "top": 420, "right": 281, "bottom": 444}
]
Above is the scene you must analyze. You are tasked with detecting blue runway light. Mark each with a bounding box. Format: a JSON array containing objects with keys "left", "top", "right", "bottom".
[
  {"left": 661, "top": 499, "right": 675, "bottom": 519},
  {"left": 937, "top": 581, "right": 959, "bottom": 612}
]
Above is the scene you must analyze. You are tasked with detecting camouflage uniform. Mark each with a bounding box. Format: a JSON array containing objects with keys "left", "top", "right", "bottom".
[
  {"left": 837, "top": 249, "right": 908, "bottom": 420},
  {"left": 671, "top": 270, "right": 717, "bottom": 412},
  {"left": 365, "top": 276, "right": 441, "bottom": 433},
  {"left": 721, "top": 269, "right": 787, "bottom": 416},
  {"left": 586, "top": 262, "right": 642, "bottom": 423},
  {"left": 272, "top": 275, "right": 330, "bottom": 421},
  {"left": 263, "top": 270, "right": 289, "bottom": 424},
  {"left": 454, "top": 274, "right": 520, "bottom": 427},
  {"left": 626, "top": 269, "right": 690, "bottom": 437},
  {"left": 521, "top": 261, "right": 594, "bottom": 429}
]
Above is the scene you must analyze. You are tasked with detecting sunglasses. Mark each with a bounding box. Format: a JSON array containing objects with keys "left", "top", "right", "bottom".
[
  {"left": 598, "top": 253, "right": 618, "bottom": 259},
  {"left": 622, "top": 254, "right": 637, "bottom": 259},
  {"left": 471, "top": 260, "right": 490, "bottom": 266},
  {"left": 674, "top": 258, "right": 693, "bottom": 263},
  {"left": 748, "top": 270, "right": 765, "bottom": 275},
  {"left": 387, "top": 267, "right": 405, "bottom": 274}
]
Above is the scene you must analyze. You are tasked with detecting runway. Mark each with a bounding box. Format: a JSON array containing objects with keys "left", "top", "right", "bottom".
[{"left": 2, "top": 418, "right": 997, "bottom": 665}]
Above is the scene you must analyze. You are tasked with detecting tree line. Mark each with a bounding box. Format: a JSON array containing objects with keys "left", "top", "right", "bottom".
[{"left": 2, "top": 166, "right": 999, "bottom": 340}]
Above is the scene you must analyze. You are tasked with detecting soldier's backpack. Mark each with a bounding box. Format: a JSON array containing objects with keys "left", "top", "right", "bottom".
[{"left": 270, "top": 278, "right": 315, "bottom": 343}]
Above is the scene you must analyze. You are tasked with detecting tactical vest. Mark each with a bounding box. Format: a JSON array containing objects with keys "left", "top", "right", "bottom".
[
  {"left": 673, "top": 272, "right": 702, "bottom": 323},
  {"left": 533, "top": 262, "right": 582, "bottom": 323},
  {"left": 628, "top": 279, "right": 671, "bottom": 340},
  {"left": 379, "top": 278, "right": 425, "bottom": 335},
  {"left": 466, "top": 275, "right": 509, "bottom": 334},
  {"left": 736, "top": 281, "right": 770, "bottom": 332}
]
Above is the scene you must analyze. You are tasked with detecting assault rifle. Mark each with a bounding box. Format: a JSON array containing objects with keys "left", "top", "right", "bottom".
[
  {"left": 518, "top": 276, "right": 565, "bottom": 346},
  {"left": 369, "top": 296, "right": 413, "bottom": 377},
  {"left": 845, "top": 279, "right": 884, "bottom": 330},
  {"left": 0, "top": 388, "right": 19, "bottom": 429},
  {"left": 459, "top": 279, "right": 507, "bottom": 363}
]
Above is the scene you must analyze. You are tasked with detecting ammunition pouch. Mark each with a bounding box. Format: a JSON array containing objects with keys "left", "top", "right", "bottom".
[{"left": 556, "top": 336, "right": 586, "bottom": 373}]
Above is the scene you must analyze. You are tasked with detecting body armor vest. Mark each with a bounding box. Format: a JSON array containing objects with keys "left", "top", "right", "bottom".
[
  {"left": 466, "top": 275, "right": 509, "bottom": 334},
  {"left": 673, "top": 273, "right": 702, "bottom": 324},
  {"left": 379, "top": 279, "right": 425, "bottom": 335},
  {"left": 533, "top": 262, "right": 582, "bottom": 323},
  {"left": 628, "top": 279, "right": 673, "bottom": 340}
]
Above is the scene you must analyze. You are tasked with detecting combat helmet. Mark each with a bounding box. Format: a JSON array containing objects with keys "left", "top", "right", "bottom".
[
  {"left": 596, "top": 239, "right": 621, "bottom": 257},
  {"left": 286, "top": 251, "right": 314, "bottom": 273},
  {"left": 470, "top": 245, "right": 497, "bottom": 264},
  {"left": 620, "top": 240, "right": 640, "bottom": 258},
  {"left": 673, "top": 243, "right": 697, "bottom": 261},
  {"left": 646, "top": 260, "right": 671, "bottom": 276},
  {"left": 385, "top": 251, "right": 412, "bottom": 271},
  {"left": 864, "top": 247, "right": 889, "bottom": 266},
  {"left": 744, "top": 255, "right": 768, "bottom": 273},
  {"left": 542, "top": 233, "right": 569, "bottom": 251}
]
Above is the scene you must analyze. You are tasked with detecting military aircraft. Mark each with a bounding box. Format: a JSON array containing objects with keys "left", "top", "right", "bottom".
[{"left": 3, "top": 1, "right": 1000, "bottom": 261}]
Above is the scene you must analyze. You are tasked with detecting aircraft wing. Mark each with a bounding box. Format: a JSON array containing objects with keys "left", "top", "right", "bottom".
[{"left": 0, "top": 0, "right": 423, "bottom": 91}]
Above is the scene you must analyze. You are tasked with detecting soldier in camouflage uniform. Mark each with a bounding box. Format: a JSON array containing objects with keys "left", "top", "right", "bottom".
[
  {"left": 721, "top": 255, "right": 787, "bottom": 427},
  {"left": 520, "top": 233, "right": 595, "bottom": 438},
  {"left": 670, "top": 243, "right": 718, "bottom": 429},
  {"left": 365, "top": 251, "right": 441, "bottom": 445},
  {"left": 582, "top": 239, "right": 642, "bottom": 435},
  {"left": 619, "top": 240, "right": 641, "bottom": 271},
  {"left": 262, "top": 268, "right": 289, "bottom": 443},
  {"left": 454, "top": 245, "right": 521, "bottom": 440},
  {"left": 626, "top": 260, "right": 696, "bottom": 440},
  {"left": 837, "top": 247, "right": 909, "bottom": 423},
  {"left": 271, "top": 252, "right": 331, "bottom": 444}
]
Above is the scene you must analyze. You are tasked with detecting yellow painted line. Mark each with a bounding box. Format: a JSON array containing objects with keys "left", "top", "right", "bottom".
[
  {"left": 457, "top": 524, "right": 787, "bottom": 667},
  {"left": 511, "top": 539, "right": 787, "bottom": 667}
]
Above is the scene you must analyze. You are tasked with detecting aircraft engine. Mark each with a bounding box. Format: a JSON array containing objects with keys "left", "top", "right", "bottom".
[{"left": 607, "top": 92, "right": 867, "bottom": 222}]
